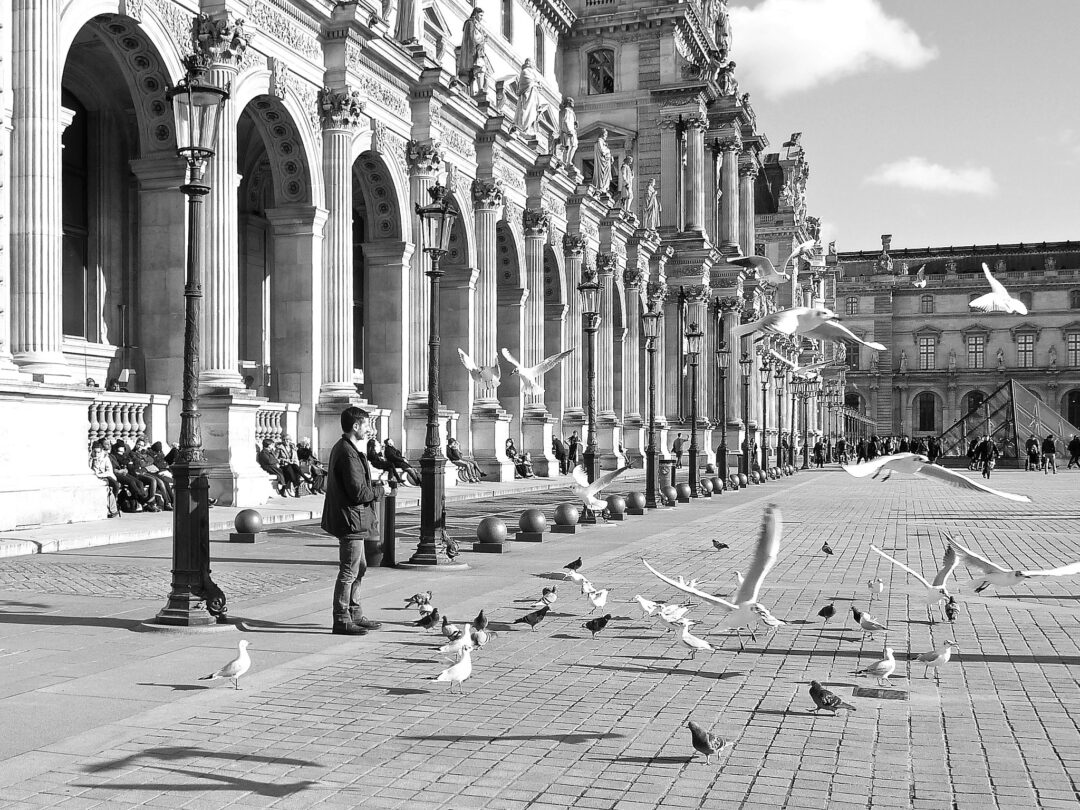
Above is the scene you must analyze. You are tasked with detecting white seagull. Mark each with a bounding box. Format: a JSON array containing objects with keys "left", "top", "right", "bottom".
[
  {"left": 570, "top": 464, "right": 631, "bottom": 518},
  {"left": 854, "top": 647, "right": 897, "bottom": 687},
  {"left": 564, "top": 569, "right": 589, "bottom": 584},
  {"left": 912, "top": 264, "right": 927, "bottom": 288},
  {"left": 632, "top": 595, "right": 660, "bottom": 618},
  {"left": 767, "top": 349, "right": 832, "bottom": 380},
  {"left": 199, "top": 640, "right": 251, "bottom": 690},
  {"left": 457, "top": 348, "right": 501, "bottom": 388},
  {"left": 843, "top": 453, "right": 1031, "bottom": 502},
  {"left": 500, "top": 347, "right": 575, "bottom": 394},
  {"left": 644, "top": 503, "right": 783, "bottom": 648},
  {"left": 969, "top": 262, "right": 1028, "bottom": 315},
  {"left": 947, "top": 537, "right": 1080, "bottom": 593},
  {"left": 732, "top": 306, "right": 887, "bottom": 352},
  {"left": 913, "top": 640, "right": 959, "bottom": 680},
  {"left": 580, "top": 578, "right": 597, "bottom": 597},
  {"left": 870, "top": 544, "right": 960, "bottom": 623},
  {"left": 434, "top": 647, "right": 472, "bottom": 693},
  {"left": 676, "top": 619, "right": 714, "bottom": 659},
  {"left": 783, "top": 238, "right": 817, "bottom": 271},
  {"left": 727, "top": 254, "right": 790, "bottom": 286},
  {"left": 657, "top": 602, "right": 691, "bottom": 628},
  {"left": 587, "top": 588, "right": 610, "bottom": 612},
  {"left": 867, "top": 577, "right": 885, "bottom": 602},
  {"left": 439, "top": 636, "right": 474, "bottom": 662}
]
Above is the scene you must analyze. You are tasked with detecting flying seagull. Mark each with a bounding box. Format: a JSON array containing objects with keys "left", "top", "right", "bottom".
[
  {"left": 767, "top": 349, "right": 832, "bottom": 380},
  {"left": 199, "top": 640, "right": 251, "bottom": 690},
  {"left": 732, "top": 306, "right": 887, "bottom": 352},
  {"left": 947, "top": 536, "right": 1080, "bottom": 593},
  {"left": 854, "top": 647, "right": 897, "bottom": 687},
  {"left": 783, "top": 238, "right": 817, "bottom": 271},
  {"left": 500, "top": 347, "right": 575, "bottom": 394},
  {"left": 644, "top": 503, "right": 783, "bottom": 648},
  {"left": 688, "top": 720, "right": 728, "bottom": 764},
  {"left": 843, "top": 453, "right": 1031, "bottom": 502},
  {"left": 457, "top": 348, "right": 501, "bottom": 388},
  {"left": 727, "top": 254, "right": 789, "bottom": 286},
  {"left": 969, "top": 262, "right": 1028, "bottom": 314},
  {"left": 570, "top": 464, "right": 630, "bottom": 519},
  {"left": 809, "top": 681, "right": 855, "bottom": 714},
  {"left": 870, "top": 544, "right": 960, "bottom": 623},
  {"left": 912, "top": 264, "right": 927, "bottom": 288}
]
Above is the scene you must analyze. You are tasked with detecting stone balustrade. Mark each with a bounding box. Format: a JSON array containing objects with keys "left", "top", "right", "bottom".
[
  {"left": 255, "top": 402, "right": 301, "bottom": 447},
  {"left": 87, "top": 392, "right": 171, "bottom": 450}
]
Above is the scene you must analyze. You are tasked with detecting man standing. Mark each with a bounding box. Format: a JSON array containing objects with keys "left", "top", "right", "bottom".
[
  {"left": 321, "top": 406, "right": 384, "bottom": 636},
  {"left": 1068, "top": 434, "right": 1080, "bottom": 469},
  {"left": 672, "top": 433, "right": 685, "bottom": 468}
]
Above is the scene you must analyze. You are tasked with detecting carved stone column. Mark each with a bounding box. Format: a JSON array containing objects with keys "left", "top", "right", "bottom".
[
  {"left": 562, "top": 234, "right": 585, "bottom": 419},
  {"left": 521, "top": 207, "right": 557, "bottom": 476},
  {"left": 706, "top": 142, "right": 722, "bottom": 247},
  {"left": 719, "top": 136, "right": 741, "bottom": 252},
  {"left": 406, "top": 141, "right": 443, "bottom": 404},
  {"left": 658, "top": 118, "right": 681, "bottom": 229},
  {"left": 683, "top": 116, "right": 707, "bottom": 233},
  {"left": 738, "top": 155, "right": 758, "bottom": 257},
  {"left": 319, "top": 86, "right": 365, "bottom": 401},
  {"left": 596, "top": 252, "right": 622, "bottom": 470},
  {"left": 622, "top": 265, "right": 644, "bottom": 427},
  {"left": 199, "top": 16, "right": 249, "bottom": 390},
  {"left": 10, "top": 0, "right": 68, "bottom": 377},
  {"left": 646, "top": 278, "right": 671, "bottom": 460}
]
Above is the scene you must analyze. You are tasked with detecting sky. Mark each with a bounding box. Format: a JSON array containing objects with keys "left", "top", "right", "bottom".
[{"left": 728, "top": 0, "right": 1080, "bottom": 253}]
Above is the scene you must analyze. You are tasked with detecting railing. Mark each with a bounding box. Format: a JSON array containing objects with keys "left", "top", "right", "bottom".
[
  {"left": 87, "top": 393, "right": 171, "bottom": 450},
  {"left": 255, "top": 402, "right": 300, "bottom": 446}
]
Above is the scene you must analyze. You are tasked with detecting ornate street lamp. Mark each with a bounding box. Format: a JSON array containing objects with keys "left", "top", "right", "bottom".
[
  {"left": 774, "top": 363, "right": 787, "bottom": 469},
  {"left": 739, "top": 352, "right": 753, "bottom": 476},
  {"left": 642, "top": 301, "right": 662, "bottom": 509},
  {"left": 789, "top": 373, "right": 798, "bottom": 467},
  {"left": 796, "top": 378, "right": 812, "bottom": 470},
  {"left": 685, "top": 321, "right": 704, "bottom": 495},
  {"left": 152, "top": 65, "right": 230, "bottom": 627},
  {"left": 410, "top": 181, "right": 458, "bottom": 565},
  {"left": 715, "top": 338, "right": 730, "bottom": 480},
  {"left": 578, "top": 267, "right": 603, "bottom": 483},
  {"left": 759, "top": 356, "right": 771, "bottom": 471}
]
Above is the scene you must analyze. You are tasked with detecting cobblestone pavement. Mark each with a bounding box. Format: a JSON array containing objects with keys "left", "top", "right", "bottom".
[{"left": 3, "top": 468, "right": 1080, "bottom": 809}]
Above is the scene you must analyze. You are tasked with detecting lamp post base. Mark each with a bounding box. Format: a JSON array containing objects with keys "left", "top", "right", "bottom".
[{"left": 407, "top": 454, "right": 467, "bottom": 568}]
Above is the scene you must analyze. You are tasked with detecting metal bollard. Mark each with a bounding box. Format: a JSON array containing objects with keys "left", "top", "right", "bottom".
[{"left": 381, "top": 480, "right": 397, "bottom": 567}]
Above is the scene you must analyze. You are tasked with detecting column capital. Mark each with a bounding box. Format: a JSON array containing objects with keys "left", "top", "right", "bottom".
[
  {"left": 523, "top": 207, "right": 550, "bottom": 237},
  {"left": 739, "top": 158, "right": 759, "bottom": 178},
  {"left": 563, "top": 233, "right": 586, "bottom": 258},
  {"left": 472, "top": 177, "right": 504, "bottom": 209},
  {"left": 717, "top": 295, "right": 744, "bottom": 314},
  {"left": 685, "top": 115, "right": 709, "bottom": 131},
  {"left": 318, "top": 86, "right": 366, "bottom": 130},
  {"left": 188, "top": 12, "right": 251, "bottom": 72},
  {"left": 684, "top": 282, "right": 710, "bottom": 303},
  {"left": 596, "top": 252, "right": 617, "bottom": 275},
  {"left": 720, "top": 136, "right": 741, "bottom": 154},
  {"left": 623, "top": 267, "right": 645, "bottom": 288},
  {"left": 407, "top": 139, "right": 444, "bottom": 176},
  {"left": 658, "top": 116, "right": 681, "bottom": 131}
]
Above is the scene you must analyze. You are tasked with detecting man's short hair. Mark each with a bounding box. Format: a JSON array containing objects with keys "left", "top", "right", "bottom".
[{"left": 341, "top": 405, "right": 371, "bottom": 433}]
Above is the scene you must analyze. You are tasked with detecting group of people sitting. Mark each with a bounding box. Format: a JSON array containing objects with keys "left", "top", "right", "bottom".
[
  {"left": 257, "top": 435, "right": 328, "bottom": 497},
  {"left": 89, "top": 436, "right": 176, "bottom": 517},
  {"left": 505, "top": 438, "right": 535, "bottom": 479}
]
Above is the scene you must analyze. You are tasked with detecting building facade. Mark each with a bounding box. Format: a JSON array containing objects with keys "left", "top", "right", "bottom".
[
  {"left": 0, "top": 0, "right": 825, "bottom": 529},
  {"left": 828, "top": 237, "right": 1080, "bottom": 441}
]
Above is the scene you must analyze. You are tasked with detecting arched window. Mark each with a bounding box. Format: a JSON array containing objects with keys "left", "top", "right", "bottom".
[
  {"left": 845, "top": 296, "right": 858, "bottom": 315},
  {"left": 501, "top": 0, "right": 513, "bottom": 39},
  {"left": 1070, "top": 290, "right": 1080, "bottom": 309},
  {"left": 62, "top": 90, "right": 89, "bottom": 338},
  {"left": 1067, "top": 390, "right": 1080, "bottom": 427},
  {"left": 535, "top": 25, "right": 545, "bottom": 72},
  {"left": 920, "top": 294, "right": 934, "bottom": 314},
  {"left": 587, "top": 49, "right": 615, "bottom": 95},
  {"left": 845, "top": 392, "right": 862, "bottom": 412},
  {"left": 964, "top": 391, "right": 985, "bottom": 414},
  {"left": 917, "top": 392, "right": 936, "bottom": 432}
]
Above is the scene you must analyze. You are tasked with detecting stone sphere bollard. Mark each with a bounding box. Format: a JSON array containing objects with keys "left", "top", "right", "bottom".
[
  {"left": 711, "top": 476, "right": 724, "bottom": 493},
  {"left": 554, "top": 503, "right": 580, "bottom": 525},
  {"left": 700, "top": 478, "right": 714, "bottom": 494},
  {"left": 676, "top": 483, "right": 692, "bottom": 502},
  {"left": 625, "top": 491, "right": 646, "bottom": 511},
  {"left": 738, "top": 473, "right": 749, "bottom": 488},
  {"left": 518, "top": 508, "right": 547, "bottom": 534},
  {"left": 661, "top": 485, "right": 678, "bottom": 505},
  {"left": 234, "top": 509, "right": 263, "bottom": 534},
  {"left": 606, "top": 494, "right": 627, "bottom": 515},
  {"left": 476, "top": 516, "right": 508, "bottom": 544}
]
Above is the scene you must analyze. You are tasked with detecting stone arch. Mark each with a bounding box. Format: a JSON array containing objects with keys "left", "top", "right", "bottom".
[
  {"left": 1062, "top": 389, "right": 1080, "bottom": 427},
  {"left": 961, "top": 389, "right": 988, "bottom": 416},
  {"left": 543, "top": 243, "right": 567, "bottom": 422},
  {"left": 352, "top": 151, "right": 407, "bottom": 243},
  {"left": 909, "top": 389, "right": 943, "bottom": 435},
  {"left": 844, "top": 391, "right": 865, "bottom": 414},
  {"left": 496, "top": 220, "right": 526, "bottom": 438}
]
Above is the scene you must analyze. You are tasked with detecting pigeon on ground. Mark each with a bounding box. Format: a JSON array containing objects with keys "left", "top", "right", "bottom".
[
  {"left": 433, "top": 647, "right": 472, "bottom": 693},
  {"left": 944, "top": 596, "right": 960, "bottom": 622},
  {"left": 587, "top": 589, "right": 610, "bottom": 612},
  {"left": 415, "top": 608, "right": 441, "bottom": 630},
  {"left": 457, "top": 348, "right": 501, "bottom": 388},
  {"left": 854, "top": 647, "right": 897, "bottom": 687},
  {"left": 199, "top": 640, "right": 251, "bottom": 690},
  {"left": 583, "top": 614, "right": 612, "bottom": 637},
  {"left": 512, "top": 605, "right": 549, "bottom": 630},
  {"left": 405, "top": 591, "right": 432, "bottom": 608},
  {"left": 632, "top": 595, "right": 660, "bottom": 618},
  {"left": 470, "top": 626, "right": 490, "bottom": 649},
  {"left": 564, "top": 557, "right": 583, "bottom": 573},
  {"left": 822, "top": 541, "right": 833, "bottom": 556},
  {"left": 500, "top": 347, "right": 576, "bottom": 394},
  {"left": 809, "top": 681, "right": 856, "bottom": 714},
  {"left": 688, "top": 720, "right": 728, "bottom": 764},
  {"left": 418, "top": 602, "right": 436, "bottom": 616},
  {"left": 677, "top": 619, "right": 714, "bottom": 659},
  {"left": 441, "top": 616, "right": 462, "bottom": 639},
  {"left": 817, "top": 603, "right": 836, "bottom": 622},
  {"left": 947, "top": 536, "right": 1080, "bottom": 593},
  {"left": 712, "top": 540, "right": 729, "bottom": 551},
  {"left": 870, "top": 544, "right": 959, "bottom": 623},
  {"left": 912, "top": 264, "right": 927, "bottom": 288},
  {"left": 867, "top": 577, "right": 884, "bottom": 601},
  {"left": 851, "top": 606, "right": 888, "bottom": 639},
  {"left": 969, "top": 262, "right": 1028, "bottom": 314},
  {"left": 843, "top": 453, "right": 1031, "bottom": 502},
  {"left": 532, "top": 585, "right": 558, "bottom": 609},
  {"left": 728, "top": 254, "right": 790, "bottom": 286},
  {"left": 913, "top": 641, "right": 959, "bottom": 680},
  {"left": 473, "top": 609, "right": 488, "bottom": 632}
]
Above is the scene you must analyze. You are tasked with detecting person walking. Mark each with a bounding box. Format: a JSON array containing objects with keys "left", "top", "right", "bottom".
[
  {"left": 321, "top": 406, "right": 384, "bottom": 636},
  {"left": 1042, "top": 434, "right": 1058, "bottom": 475},
  {"left": 1025, "top": 435, "right": 1041, "bottom": 472},
  {"left": 567, "top": 432, "right": 581, "bottom": 469},
  {"left": 976, "top": 435, "right": 999, "bottom": 479},
  {"left": 1067, "top": 434, "right": 1080, "bottom": 469},
  {"left": 671, "top": 433, "right": 685, "bottom": 468},
  {"left": 926, "top": 436, "right": 941, "bottom": 465}
]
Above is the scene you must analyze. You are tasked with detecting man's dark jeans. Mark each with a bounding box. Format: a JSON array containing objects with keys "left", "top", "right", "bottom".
[{"left": 333, "top": 533, "right": 368, "bottom": 623}]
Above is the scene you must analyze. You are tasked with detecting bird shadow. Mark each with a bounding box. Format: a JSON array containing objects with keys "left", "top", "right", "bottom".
[
  {"left": 573, "top": 662, "right": 744, "bottom": 681},
  {"left": 399, "top": 733, "right": 623, "bottom": 745},
  {"left": 595, "top": 755, "right": 695, "bottom": 765},
  {"left": 787, "top": 619, "right": 815, "bottom": 625},
  {"left": 384, "top": 687, "right": 431, "bottom": 696},
  {"left": 818, "top": 634, "right": 864, "bottom": 643},
  {"left": 391, "top": 657, "right": 438, "bottom": 665},
  {"left": 233, "top": 618, "right": 325, "bottom": 634},
  {"left": 83, "top": 746, "right": 317, "bottom": 774},
  {"left": 533, "top": 572, "right": 568, "bottom": 582},
  {"left": 551, "top": 633, "right": 580, "bottom": 640},
  {"left": 994, "top": 594, "right": 1080, "bottom": 602},
  {"left": 135, "top": 683, "right": 209, "bottom": 692},
  {"left": 746, "top": 709, "right": 809, "bottom": 717},
  {"left": 0, "top": 600, "right": 51, "bottom": 610}
]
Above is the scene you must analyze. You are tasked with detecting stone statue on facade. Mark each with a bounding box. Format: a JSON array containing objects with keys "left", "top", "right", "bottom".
[
  {"left": 715, "top": 0, "right": 732, "bottom": 61},
  {"left": 511, "top": 59, "right": 543, "bottom": 136},
  {"left": 949, "top": 349, "right": 957, "bottom": 372},
  {"left": 1049, "top": 344, "right": 1058, "bottom": 367},
  {"left": 899, "top": 350, "right": 907, "bottom": 373},
  {"left": 642, "top": 179, "right": 661, "bottom": 231},
  {"left": 558, "top": 96, "right": 579, "bottom": 166},
  {"left": 593, "top": 128, "right": 613, "bottom": 197},
  {"left": 394, "top": 0, "right": 420, "bottom": 44},
  {"left": 996, "top": 347, "right": 1006, "bottom": 370},
  {"left": 457, "top": 8, "right": 489, "bottom": 97},
  {"left": 619, "top": 155, "right": 635, "bottom": 211},
  {"left": 718, "top": 61, "right": 738, "bottom": 97}
]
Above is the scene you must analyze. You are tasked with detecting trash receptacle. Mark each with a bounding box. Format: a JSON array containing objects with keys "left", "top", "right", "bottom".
[
  {"left": 364, "top": 484, "right": 386, "bottom": 568},
  {"left": 658, "top": 458, "right": 675, "bottom": 489}
]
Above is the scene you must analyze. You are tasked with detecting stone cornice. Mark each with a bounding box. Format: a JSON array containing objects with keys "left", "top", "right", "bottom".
[
  {"left": 913, "top": 324, "right": 944, "bottom": 345},
  {"left": 522, "top": 0, "right": 577, "bottom": 35}
]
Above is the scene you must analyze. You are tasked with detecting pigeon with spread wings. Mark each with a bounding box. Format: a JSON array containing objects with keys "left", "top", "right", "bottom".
[
  {"left": 870, "top": 544, "right": 960, "bottom": 623},
  {"left": 457, "top": 348, "right": 501, "bottom": 388},
  {"left": 570, "top": 464, "right": 630, "bottom": 520},
  {"left": 727, "top": 254, "right": 790, "bottom": 286},
  {"left": 500, "top": 347, "right": 575, "bottom": 394},
  {"left": 643, "top": 503, "right": 782, "bottom": 648},
  {"left": 969, "top": 262, "right": 1028, "bottom": 314},
  {"left": 947, "top": 536, "right": 1080, "bottom": 593},
  {"left": 843, "top": 452, "right": 1031, "bottom": 502}
]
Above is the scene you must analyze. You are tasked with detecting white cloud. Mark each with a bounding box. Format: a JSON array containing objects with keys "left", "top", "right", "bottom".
[
  {"left": 729, "top": 0, "right": 936, "bottom": 99},
  {"left": 865, "top": 157, "right": 997, "bottom": 196}
]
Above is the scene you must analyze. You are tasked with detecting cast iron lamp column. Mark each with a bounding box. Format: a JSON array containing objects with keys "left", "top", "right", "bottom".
[
  {"left": 798, "top": 380, "right": 811, "bottom": 470},
  {"left": 642, "top": 302, "right": 662, "bottom": 508},
  {"left": 578, "top": 270, "right": 602, "bottom": 483},
  {"left": 715, "top": 342, "right": 730, "bottom": 480},
  {"left": 739, "top": 352, "right": 752, "bottom": 476},
  {"left": 759, "top": 358, "right": 771, "bottom": 472},
  {"left": 410, "top": 182, "right": 458, "bottom": 565},
  {"left": 155, "top": 65, "right": 229, "bottom": 626},
  {"left": 775, "top": 364, "right": 787, "bottom": 469},
  {"left": 789, "top": 376, "right": 798, "bottom": 467},
  {"left": 685, "top": 321, "right": 703, "bottom": 496}
]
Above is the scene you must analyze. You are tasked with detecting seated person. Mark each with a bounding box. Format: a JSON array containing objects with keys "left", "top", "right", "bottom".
[
  {"left": 447, "top": 437, "right": 484, "bottom": 482},
  {"left": 367, "top": 437, "right": 401, "bottom": 485},
  {"left": 109, "top": 440, "right": 156, "bottom": 510},
  {"left": 276, "top": 435, "right": 304, "bottom": 496},
  {"left": 257, "top": 438, "right": 288, "bottom": 495},
  {"left": 296, "top": 437, "right": 327, "bottom": 495},
  {"left": 147, "top": 441, "right": 174, "bottom": 481},
  {"left": 132, "top": 436, "right": 173, "bottom": 510},
  {"left": 383, "top": 438, "right": 419, "bottom": 486},
  {"left": 89, "top": 440, "right": 122, "bottom": 518},
  {"left": 516, "top": 450, "right": 535, "bottom": 479}
]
